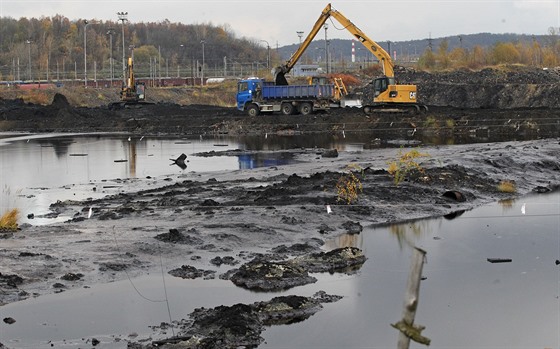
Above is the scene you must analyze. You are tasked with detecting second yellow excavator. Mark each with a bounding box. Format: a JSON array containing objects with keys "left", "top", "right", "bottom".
[
  {"left": 273, "top": 3, "right": 426, "bottom": 114},
  {"left": 109, "top": 56, "right": 148, "bottom": 109}
]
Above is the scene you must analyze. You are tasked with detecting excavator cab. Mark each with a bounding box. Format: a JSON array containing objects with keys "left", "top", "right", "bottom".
[
  {"left": 372, "top": 77, "right": 389, "bottom": 97},
  {"left": 120, "top": 81, "right": 145, "bottom": 102}
]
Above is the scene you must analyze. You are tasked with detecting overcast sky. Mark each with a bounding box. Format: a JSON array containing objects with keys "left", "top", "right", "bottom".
[{"left": 1, "top": 0, "right": 558, "bottom": 46}]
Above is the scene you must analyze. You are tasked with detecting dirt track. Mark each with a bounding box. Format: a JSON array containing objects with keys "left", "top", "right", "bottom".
[{"left": 1, "top": 67, "right": 560, "bottom": 348}]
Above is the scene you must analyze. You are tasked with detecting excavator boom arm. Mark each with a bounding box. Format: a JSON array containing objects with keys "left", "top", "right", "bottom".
[
  {"left": 274, "top": 4, "right": 332, "bottom": 84},
  {"left": 274, "top": 3, "right": 394, "bottom": 84},
  {"left": 328, "top": 8, "right": 394, "bottom": 77}
]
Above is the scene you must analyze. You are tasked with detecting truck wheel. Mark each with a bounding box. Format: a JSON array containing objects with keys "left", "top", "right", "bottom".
[
  {"left": 299, "top": 103, "right": 313, "bottom": 116},
  {"left": 281, "top": 103, "right": 294, "bottom": 115},
  {"left": 247, "top": 104, "right": 260, "bottom": 117}
]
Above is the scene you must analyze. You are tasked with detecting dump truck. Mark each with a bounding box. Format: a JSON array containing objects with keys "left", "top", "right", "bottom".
[{"left": 236, "top": 78, "right": 337, "bottom": 116}]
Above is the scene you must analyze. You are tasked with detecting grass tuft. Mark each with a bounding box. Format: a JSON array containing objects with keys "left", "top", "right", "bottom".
[
  {"left": 336, "top": 164, "right": 364, "bottom": 204},
  {"left": 0, "top": 208, "right": 19, "bottom": 231},
  {"left": 497, "top": 180, "right": 516, "bottom": 193},
  {"left": 387, "top": 148, "right": 430, "bottom": 186}
]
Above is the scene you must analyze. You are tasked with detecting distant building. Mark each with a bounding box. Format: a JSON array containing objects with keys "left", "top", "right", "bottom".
[{"left": 292, "top": 64, "right": 322, "bottom": 77}]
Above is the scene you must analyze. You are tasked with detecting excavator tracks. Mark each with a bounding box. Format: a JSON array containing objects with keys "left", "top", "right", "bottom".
[{"left": 362, "top": 104, "right": 428, "bottom": 116}]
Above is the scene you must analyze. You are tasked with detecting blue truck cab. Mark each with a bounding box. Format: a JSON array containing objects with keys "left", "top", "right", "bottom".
[
  {"left": 236, "top": 77, "right": 334, "bottom": 117},
  {"left": 236, "top": 78, "right": 265, "bottom": 116}
]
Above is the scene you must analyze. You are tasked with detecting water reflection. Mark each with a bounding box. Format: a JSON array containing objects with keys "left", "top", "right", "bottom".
[
  {"left": 324, "top": 232, "right": 363, "bottom": 249},
  {"left": 315, "top": 192, "right": 560, "bottom": 348},
  {"left": 1, "top": 193, "right": 558, "bottom": 348},
  {"left": 388, "top": 219, "right": 444, "bottom": 250},
  {"left": 2, "top": 132, "right": 359, "bottom": 222},
  {"left": 36, "top": 138, "right": 75, "bottom": 158},
  {"left": 498, "top": 198, "right": 515, "bottom": 210},
  {"left": 237, "top": 152, "right": 294, "bottom": 169},
  {"left": 0, "top": 134, "right": 240, "bottom": 222},
  {"left": 443, "top": 209, "right": 465, "bottom": 220}
]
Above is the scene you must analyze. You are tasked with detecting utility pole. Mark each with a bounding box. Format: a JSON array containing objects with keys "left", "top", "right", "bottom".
[
  {"left": 158, "top": 45, "right": 161, "bottom": 83},
  {"left": 428, "top": 33, "right": 433, "bottom": 51},
  {"left": 26, "top": 40, "right": 32, "bottom": 81},
  {"left": 117, "top": 12, "right": 128, "bottom": 85},
  {"left": 83, "top": 20, "right": 90, "bottom": 87},
  {"left": 297, "top": 31, "right": 304, "bottom": 44},
  {"left": 107, "top": 29, "right": 115, "bottom": 85},
  {"left": 260, "top": 40, "right": 270, "bottom": 69},
  {"left": 392, "top": 247, "right": 431, "bottom": 348},
  {"left": 201, "top": 39, "right": 205, "bottom": 86},
  {"left": 324, "top": 24, "right": 329, "bottom": 74},
  {"left": 297, "top": 31, "right": 304, "bottom": 67}
]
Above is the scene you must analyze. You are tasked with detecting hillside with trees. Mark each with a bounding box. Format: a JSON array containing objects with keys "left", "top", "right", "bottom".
[
  {"left": 278, "top": 32, "right": 560, "bottom": 71},
  {"left": 0, "top": 15, "right": 274, "bottom": 82}
]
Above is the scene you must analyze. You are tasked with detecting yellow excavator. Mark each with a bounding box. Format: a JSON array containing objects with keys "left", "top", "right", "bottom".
[
  {"left": 273, "top": 3, "right": 426, "bottom": 114},
  {"left": 109, "top": 56, "right": 147, "bottom": 109},
  {"left": 121, "top": 56, "right": 145, "bottom": 103}
]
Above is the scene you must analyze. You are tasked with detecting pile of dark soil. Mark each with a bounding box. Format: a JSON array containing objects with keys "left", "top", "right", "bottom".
[
  {"left": 0, "top": 66, "right": 559, "bottom": 136},
  {"left": 398, "top": 66, "right": 560, "bottom": 108},
  {"left": 136, "top": 292, "right": 341, "bottom": 349}
]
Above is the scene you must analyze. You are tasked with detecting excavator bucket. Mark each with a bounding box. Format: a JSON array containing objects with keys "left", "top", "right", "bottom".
[{"left": 273, "top": 68, "right": 289, "bottom": 86}]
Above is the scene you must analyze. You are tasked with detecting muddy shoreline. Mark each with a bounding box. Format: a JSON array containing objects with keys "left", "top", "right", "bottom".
[{"left": 1, "top": 123, "right": 559, "bottom": 347}]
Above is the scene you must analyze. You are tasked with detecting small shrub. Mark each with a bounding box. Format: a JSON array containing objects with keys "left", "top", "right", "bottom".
[
  {"left": 497, "top": 180, "right": 516, "bottom": 193},
  {"left": 387, "top": 148, "right": 430, "bottom": 186},
  {"left": 21, "top": 90, "right": 51, "bottom": 105},
  {"left": 423, "top": 115, "right": 439, "bottom": 129},
  {"left": 0, "top": 120, "right": 16, "bottom": 131},
  {"left": 336, "top": 164, "right": 364, "bottom": 204},
  {"left": 0, "top": 208, "right": 19, "bottom": 231}
]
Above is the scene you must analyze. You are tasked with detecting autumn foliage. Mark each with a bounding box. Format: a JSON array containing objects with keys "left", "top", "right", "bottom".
[
  {"left": 418, "top": 33, "right": 559, "bottom": 70},
  {"left": 0, "top": 208, "right": 19, "bottom": 231},
  {"left": 0, "top": 16, "right": 273, "bottom": 81}
]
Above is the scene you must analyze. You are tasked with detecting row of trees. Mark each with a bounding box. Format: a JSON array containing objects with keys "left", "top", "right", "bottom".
[
  {"left": 417, "top": 31, "right": 560, "bottom": 70},
  {"left": 2, "top": 15, "right": 559, "bottom": 82},
  {"left": 0, "top": 15, "right": 274, "bottom": 81}
]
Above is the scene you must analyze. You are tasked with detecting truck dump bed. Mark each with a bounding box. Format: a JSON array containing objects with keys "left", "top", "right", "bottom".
[{"left": 262, "top": 84, "right": 334, "bottom": 99}]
